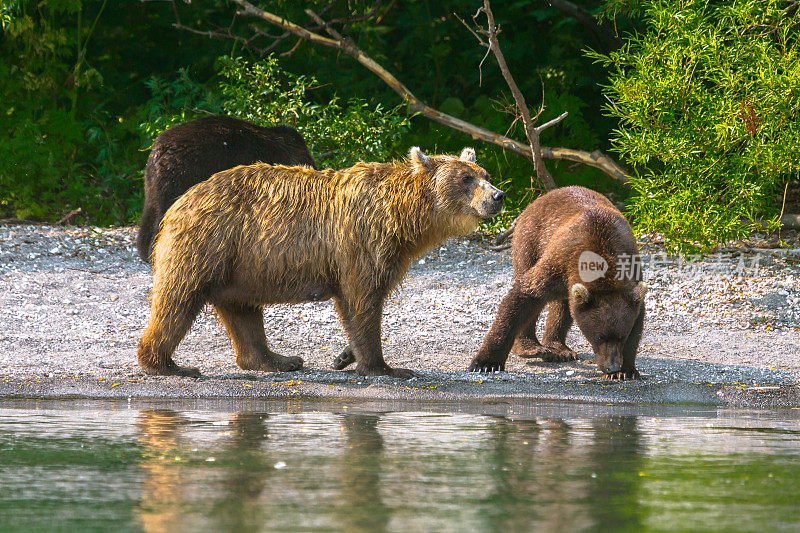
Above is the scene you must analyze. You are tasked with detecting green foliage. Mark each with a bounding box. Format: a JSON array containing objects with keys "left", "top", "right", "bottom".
[
  {"left": 137, "top": 56, "right": 411, "bottom": 170},
  {"left": 0, "top": 0, "right": 143, "bottom": 223},
  {"left": 591, "top": 0, "right": 800, "bottom": 252},
  {"left": 215, "top": 56, "right": 410, "bottom": 169},
  {"left": 137, "top": 68, "right": 223, "bottom": 148},
  {"left": 0, "top": 0, "right": 630, "bottom": 226}
]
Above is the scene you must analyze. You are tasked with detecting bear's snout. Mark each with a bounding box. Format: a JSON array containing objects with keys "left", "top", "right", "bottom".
[
  {"left": 595, "top": 341, "right": 623, "bottom": 374},
  {"left": 475, "top": 183, "right": 505, "bottom": 217}
]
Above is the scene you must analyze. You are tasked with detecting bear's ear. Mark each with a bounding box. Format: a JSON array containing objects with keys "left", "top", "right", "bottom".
[
  {"left": 459, "top": 147, "right": 477, "bottom": 163},
  {"left": 571, "top": 283, "right": 590, "bottom": 306},
  {"left": 409, "top": 146, "right": 435, "bottom": 172},
  {"left": 632, "top": 281, "right": 647, "bottom": 303}
]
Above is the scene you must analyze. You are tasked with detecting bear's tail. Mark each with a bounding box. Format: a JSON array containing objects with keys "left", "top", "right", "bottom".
[{"left": 137, "top": 206, "right": 157, "bottom": 264}]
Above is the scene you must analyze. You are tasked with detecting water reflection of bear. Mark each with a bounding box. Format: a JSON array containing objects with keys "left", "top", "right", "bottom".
[
  {"left": 135, "top": 410, "right": 644, "bottom": 532},
  {"left": 136, "top": 409, "right": 275, "bottom": 532},
  {"left": 135, "top": 409, "right": 390, "bottom": 532},
  {"left": 481, "top": 416, "right": 645, "bottom": 532},
  {"left": 136, "top": 409, "right": 188, "bottom": 533}
]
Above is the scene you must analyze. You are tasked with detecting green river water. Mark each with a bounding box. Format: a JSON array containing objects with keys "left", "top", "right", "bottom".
[{"left": 0, "top": 400, "right": 798, "bottom": 532}]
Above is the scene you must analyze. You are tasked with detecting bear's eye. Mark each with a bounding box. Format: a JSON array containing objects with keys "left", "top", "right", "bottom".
[{"left": 460, "top": 174, "right": 473, "bottom": 184}]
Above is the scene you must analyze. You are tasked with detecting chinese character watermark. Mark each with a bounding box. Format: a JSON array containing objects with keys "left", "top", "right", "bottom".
[{"left": 577, "top": 251, "right": 763, "bottom": 282}]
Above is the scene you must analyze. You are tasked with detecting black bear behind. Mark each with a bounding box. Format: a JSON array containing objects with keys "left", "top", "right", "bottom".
[{"left": 137, "top": 115, "right": 317, "bottom": 263}]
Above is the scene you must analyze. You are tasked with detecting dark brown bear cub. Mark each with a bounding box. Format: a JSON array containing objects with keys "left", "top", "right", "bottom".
[
  {"left": 139, "top": 147, "right": 504, "bottom": 379},
  {"left": 468, "top": 186, "right": 646, "bottom": 380},
  {"left": 137, "top": 115, "right": 316, "bottom": 263}
]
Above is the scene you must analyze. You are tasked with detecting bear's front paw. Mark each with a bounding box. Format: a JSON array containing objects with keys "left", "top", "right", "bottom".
[
  {"left": 238, "top": 353, "right": 303, "bottom": 373},
  {"left": 274, "top": 355, "right": 304, "bottom": 372},
  {"left": 601, "top": 369, "right": 641, "bottom": 381},
  {"left": 467, "top": 358, "right": 506, "bottom": 373}
]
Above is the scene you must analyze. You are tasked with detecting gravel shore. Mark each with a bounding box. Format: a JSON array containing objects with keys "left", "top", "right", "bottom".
[{"left": 0, "top": 223, "right": 798, "bottom": 406}]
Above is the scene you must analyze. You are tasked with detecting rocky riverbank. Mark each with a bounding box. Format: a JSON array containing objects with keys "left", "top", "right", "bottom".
[{"left": 0, "top": 223, "right": 798, "bottom": 406}]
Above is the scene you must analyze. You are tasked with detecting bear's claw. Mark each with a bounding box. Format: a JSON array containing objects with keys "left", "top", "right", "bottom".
[
  {"left": 467, "top": 360, "right": 506, "bottom": 373},
  {"left": 602, "top": 369, "right": 641, "bottom": 381}
]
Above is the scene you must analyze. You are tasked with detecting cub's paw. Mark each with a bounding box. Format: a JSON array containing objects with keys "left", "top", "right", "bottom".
[
  {"left": 517, "top": 345, "right": 576, "bottom": 363},
  {"left": 602, "top": 369, "right": 641, "bottom": 381},
  {"left": 332, "top": 346, "right": 355, "bottom": 370},
  {"left": 356, "top": 364, "right": 415, "bottom": 380},
  {"left": 467, "top": 359, "right": 506, "bottom": 373}
]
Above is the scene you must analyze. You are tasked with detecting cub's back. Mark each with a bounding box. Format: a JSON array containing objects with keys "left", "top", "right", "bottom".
[{"left": 512, "top": 186, "right": 624, "bottom": 275}]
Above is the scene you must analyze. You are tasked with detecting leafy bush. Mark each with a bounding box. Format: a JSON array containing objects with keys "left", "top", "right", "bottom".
[
  {"left": 591, "top": 0, "right": 800, "bottom": 252},
  {"left": 140, "top": 56, "right": 411, "bottom": 170},
  {"left": 0, "top": 0, "right": 145, "bottom": 224}
]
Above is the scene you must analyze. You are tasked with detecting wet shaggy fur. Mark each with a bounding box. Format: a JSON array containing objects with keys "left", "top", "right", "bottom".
[
  {"left": 137, "top": 115, "right": 316, "bottom": 263},
  {"left": 468, "top": 186, "right": 646, "bottom": 380},
  {"left": 138, "top": 147, "right": 505, "bottom": 378}
]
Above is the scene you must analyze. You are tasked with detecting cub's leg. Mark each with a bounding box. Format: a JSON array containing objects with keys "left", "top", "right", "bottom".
[
  {"left": 138, "top": 290, "right": 203, "bottom": 377},
  {"left": 468, "top": 266, "right": 550, "bottom": 372},
  {"left": 334, "top": 293, "right": 414, "bottom": 379},
  {"left": 136, "top": 202, "right": 158, "bottom": 264},
  {"left": 510, "top": 302, "right": 546, "bottom": 357},
  {"left": 538, "top": 299, "right": 578, "bottom": 362},
  {"left": 214, "top": 303, "right": 303, "bottom": 372},
  {"left": 604, "top": 305, "right": 644, "bottom": 381}
]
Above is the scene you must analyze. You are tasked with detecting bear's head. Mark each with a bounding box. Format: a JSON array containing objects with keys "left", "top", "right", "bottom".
[
  {"left": 569, "top": 281, "right": 647, "bottom": 374},
  {"left": 409, "top": 147, "right": 505, "bottom": 230}
]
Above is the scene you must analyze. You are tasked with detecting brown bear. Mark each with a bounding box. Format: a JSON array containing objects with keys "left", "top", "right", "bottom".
[
  {"left": 137, "top": 115, "right": 316, "bottom": 263},
  {"left": 468, "top": 186, "right": 646, "bottom": 380},
  {"left": 138, "top": 147, "right": 505, "bottom": 379}
]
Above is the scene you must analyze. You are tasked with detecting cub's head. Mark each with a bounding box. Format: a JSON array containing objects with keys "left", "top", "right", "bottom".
[
  {"left": 569, "top": 281, "right": 647, "bottom": 375},
  {"left": 409, "top": 147, "right": 505, "bottom": 232}
]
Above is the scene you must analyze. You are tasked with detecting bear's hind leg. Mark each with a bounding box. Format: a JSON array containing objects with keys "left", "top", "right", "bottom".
[
  {"left": 511, "top": 306, "right": 545, "bottom": 357},
  {"left": 138, "top": 294, "right": 203, "bottom": 377},
  {"left": 539, "top": 299, "right": 578, "bottom": 362},
  {"left": 136, "top": 203, "right": 158, "bottom": 264},
  {"left": 214, "top": 303, "right": 303, "bottom": 373}
]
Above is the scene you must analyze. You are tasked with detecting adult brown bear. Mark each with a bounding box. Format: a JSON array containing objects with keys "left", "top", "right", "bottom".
[
  {"left": 138, "top": 147, "right": 505, "bottom": 379},
  {"left": 468, "top": 186, "right": 646, "bottom": 380},
  {"left": 137, "top": 115, "right": 316, "bottom": 263}
]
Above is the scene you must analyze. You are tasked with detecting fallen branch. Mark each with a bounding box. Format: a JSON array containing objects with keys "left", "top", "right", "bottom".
[
  {"left": 56, "top": 207, "right": 82, "bottom": 226},
  {"left": 228, "top": 0, "right": 630, "bottom": 185}
]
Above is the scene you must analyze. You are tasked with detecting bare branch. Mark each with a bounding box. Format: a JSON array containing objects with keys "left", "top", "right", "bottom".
[
  {"left": 476, "top": 0, "right": 557, "bottom": 190},
  {"left": 536, "top": 111, "right": 568, "bottom": 132},
  {"left": 160, "top": 0, "right": 630, "bottom": 185}
]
